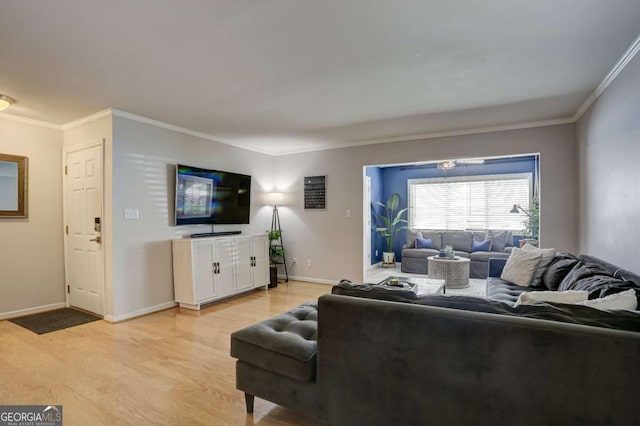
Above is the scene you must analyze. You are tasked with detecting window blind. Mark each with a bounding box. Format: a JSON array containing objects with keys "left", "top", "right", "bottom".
[{"left": 408, "top": 173, "right": 531, "bottom": 231}]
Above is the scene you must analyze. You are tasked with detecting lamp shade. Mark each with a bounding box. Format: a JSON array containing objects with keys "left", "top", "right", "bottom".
[{"left": 268, "top": 192, "right": 284, "bottom": 206}]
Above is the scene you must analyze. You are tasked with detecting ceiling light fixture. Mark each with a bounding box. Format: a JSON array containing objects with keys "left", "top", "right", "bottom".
[
  {"left": 437, "top": 161, "right": 456, "bottom": 170},
  {"left": 0, "top": 95, "right": 16, "bottom": 111}
]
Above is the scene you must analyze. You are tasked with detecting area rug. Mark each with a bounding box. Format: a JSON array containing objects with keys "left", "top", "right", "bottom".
[{"left": 9, "top": 308, "right": 101, "bottom": 334}]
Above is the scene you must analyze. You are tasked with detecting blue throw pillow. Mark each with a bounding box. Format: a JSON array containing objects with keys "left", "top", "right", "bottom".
[
  {"left": 472, "top": 239, "right": 492, "bottom": 252},
  {"left": 415, "top": 237, "right": 433, "bottom": 249}
]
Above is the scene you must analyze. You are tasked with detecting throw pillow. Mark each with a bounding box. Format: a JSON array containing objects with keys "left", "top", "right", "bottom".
[
  {"left": 504, "top": 231, "right": 514, "bottom": 248},
  {"left": 487, "top": 230, "right": 509, "bottom": 252},
  {"left": 471, "top": 239, "right": 492, "bottom": 252},
  {"left": 421, "top": 230, "right": 443, "bottom": 250},
  {"left": 577, "top": 289, "right": 638, "bottom": 311},
  {"left": 521, "top": 243, "right": 556, "bottom": 287},
  {"left": 415, "top": 237, "right": 433, "bottom": 249},
  {"left": 500, "top": 247, "right": 543, "bottom": 287},
  {"left": 515, "top": 290, "right": 589, "bottom": 306},
  {"left": 406, "top": 230, "right": 423, "bottom": 248},
  {"left": 542, "top": 253, "right": 580, "bottom": 291},
  {"left": 558, "top": 262, "right": 608, "bottom": 292}
]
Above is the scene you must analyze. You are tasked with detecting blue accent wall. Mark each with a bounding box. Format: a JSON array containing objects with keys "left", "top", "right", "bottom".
[
  {"left": 367, "top": 156, "right": 536, "bottom": 263},
  {"left": 367, "top": 167, "right": 384, "bottom": 264}
]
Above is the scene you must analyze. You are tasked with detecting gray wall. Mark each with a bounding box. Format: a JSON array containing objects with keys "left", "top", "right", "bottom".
[
  {"left": 0, "top": 119, "right": 65, "bottom": 317},
  {"left": 275, "top": 124, "right": 578, "bottom": 283},
  {"left": 110, "top": 116, "right": 274, "bottom": 319},
  {"left": 577, "top": 52, "right": 640, "bottom": 274}
]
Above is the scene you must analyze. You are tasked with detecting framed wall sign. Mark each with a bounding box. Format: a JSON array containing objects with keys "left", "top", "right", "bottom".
[
  {"left": 304, "top": 175, "right": 326, "bottom": 210},
  {"left": 0, "top": 153, "right": 28, "bottom": 217}
]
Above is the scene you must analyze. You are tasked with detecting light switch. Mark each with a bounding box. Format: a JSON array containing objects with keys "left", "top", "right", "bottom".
[
  {"left": 346, "top": 209, "right": 352, "bottom": 218},
  {"left": 124, "top": 208, "right": 139, "bottom": 220}
]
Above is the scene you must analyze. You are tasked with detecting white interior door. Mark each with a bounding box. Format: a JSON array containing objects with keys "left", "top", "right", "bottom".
[
  {"left": 363, "top": 176, "right": 372, "bottom": 272},
  {"left": 65, "top": 144, "right": 104, "bottom": 315}
]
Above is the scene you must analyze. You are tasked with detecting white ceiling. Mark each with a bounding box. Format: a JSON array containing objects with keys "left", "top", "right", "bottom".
[{"left": 1, "top": 1, "right": 639, "bottom": 155}]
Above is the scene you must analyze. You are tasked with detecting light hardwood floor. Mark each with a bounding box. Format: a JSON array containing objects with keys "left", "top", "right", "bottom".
[{"left": 0, "top": 281, "right": 331, "bottom": 425}]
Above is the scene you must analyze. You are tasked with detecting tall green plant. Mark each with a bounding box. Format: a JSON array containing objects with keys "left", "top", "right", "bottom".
[
  {"left": 375, "top": 193, "right": 408, "bottom": 253},
  {"left": 524, "top": 201, "right": 540, "bottom": 239}
]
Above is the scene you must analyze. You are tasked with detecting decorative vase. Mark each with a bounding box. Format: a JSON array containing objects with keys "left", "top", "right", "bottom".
[{"left": 382, "top": 252, "right": 395, "bottom": 264}]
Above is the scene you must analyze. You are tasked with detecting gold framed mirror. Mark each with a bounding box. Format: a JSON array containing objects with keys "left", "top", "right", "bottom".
[{"left": 0, "top": 153, "right": 28, "bottom": 217}]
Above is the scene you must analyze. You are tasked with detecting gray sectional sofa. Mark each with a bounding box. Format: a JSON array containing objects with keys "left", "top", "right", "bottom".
[
  {"left": 401, "top": 229, "right": 514, "bottom": 278},
  {"left": 230, "top": 254, "right": 640, "bottom": 425}
]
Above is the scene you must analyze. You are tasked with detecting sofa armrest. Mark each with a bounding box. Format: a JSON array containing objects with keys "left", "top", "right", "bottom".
[{"left": 488, "top": 257, "right": 508, "bottom": 277}]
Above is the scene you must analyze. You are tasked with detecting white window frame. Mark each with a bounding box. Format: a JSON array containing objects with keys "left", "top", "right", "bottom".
[{"left": 407, "top": 173, "right": 532, "bottom": 231}]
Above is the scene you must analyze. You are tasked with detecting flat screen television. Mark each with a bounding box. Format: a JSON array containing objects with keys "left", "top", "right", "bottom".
[{"left": 175, "top": 164, "right": 251, "bottom": 225}]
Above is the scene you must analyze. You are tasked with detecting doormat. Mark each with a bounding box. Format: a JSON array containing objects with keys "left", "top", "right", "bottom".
[{"left": 9, "top": 308, "right": 101, "bottom": 334}]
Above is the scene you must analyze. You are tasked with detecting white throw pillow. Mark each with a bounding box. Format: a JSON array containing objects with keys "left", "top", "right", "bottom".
[
  {"left": 500, "top": 247, "right": 543, "bottom": 287},
  {"left": 515, "top": 290, "right": 588, "bottom": 306},
  {"left": 578, "top": 289, "right": 638, "bottom": 311},
  {"left": 521, "top": 243, "right": 556, "bottom": 287}
]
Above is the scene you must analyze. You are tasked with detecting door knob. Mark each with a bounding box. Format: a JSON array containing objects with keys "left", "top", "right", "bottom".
[{"left": 90, "top": 236, "right": 102, "bottom": 243}]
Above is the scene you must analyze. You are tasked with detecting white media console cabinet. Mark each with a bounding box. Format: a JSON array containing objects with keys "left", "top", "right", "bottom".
[{"left": 172, "top": 234, "right": 270, "bottom": 310}]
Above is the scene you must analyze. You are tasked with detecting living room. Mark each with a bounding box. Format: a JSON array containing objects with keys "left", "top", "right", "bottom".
[{"left": 1, "top": 2, "right": 640, "bottom": 425}]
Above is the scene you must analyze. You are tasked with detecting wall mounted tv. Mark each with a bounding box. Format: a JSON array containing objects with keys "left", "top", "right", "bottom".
[{"left": 175, "top": 164, "right": 251, "bottom": 225}]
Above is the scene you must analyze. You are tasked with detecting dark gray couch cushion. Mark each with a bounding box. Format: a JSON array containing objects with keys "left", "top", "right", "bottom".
[
  {"left": 543, "top": 253, "right": 580, "bottom": 290},
  {"left": 487, "top": 230, "right": 510, "bottom": 252},
  {"left": 486, "top": 276, "right": 539, "bottom": 304},
  {"left": 402, "top": 248, "right": 439, "bottom": 259},
  {"left": 469, "top": 251, "right": 511, "bottom": 262},
  {"left": 230, "top": 302, "right": 318, "bottom": 382},
  {"left": 442, "top": 231, "right": 473, "bottom": 252}
]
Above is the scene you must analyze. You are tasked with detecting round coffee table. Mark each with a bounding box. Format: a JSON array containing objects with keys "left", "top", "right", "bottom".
[{"left": 428, "top": 256, "right": 471, "bottom": 289}]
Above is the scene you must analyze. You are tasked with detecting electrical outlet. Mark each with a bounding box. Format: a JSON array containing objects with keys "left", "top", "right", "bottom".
[
  {"left": 307, "top": 259, "right": 312, "bottom": 267},
  {"left": 124, "top": 208, "right": 139, "bottom": 220},
  {"left": 346, "top": 209, "right": 352, "bottom": 218},
  {"left": 292, "top": 258, "right": 297, "bottom": 265},
  {"left": 375, "top": 250, "right": 379, "bottom": 256}
]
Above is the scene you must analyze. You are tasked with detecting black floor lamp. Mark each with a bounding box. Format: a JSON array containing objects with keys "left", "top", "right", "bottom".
[{"left": 269, "top": 193, "right": 288, "bottom": 283}]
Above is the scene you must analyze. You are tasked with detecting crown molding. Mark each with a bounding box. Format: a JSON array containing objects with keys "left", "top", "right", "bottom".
[
  {"left": 270, "top": 117, "right": 575, "bottom": 156},
  {"left": 61, "top": 108, "right": 113, "bottom": 130},
  {"left": 109, "top": 109, "right": 274, "bottom": 155},
  {"left": 3, "top": 32, "right": 639, "bottom": 154},
  {"left": 0, "top": 112, "right": 62, "bottom": 130},
  {"left": 573, "top": 32, "right": 640, "bottom": 121}
]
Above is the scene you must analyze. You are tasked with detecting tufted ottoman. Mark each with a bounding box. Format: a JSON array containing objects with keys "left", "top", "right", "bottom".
[{"left": 230, "top": 302, "right": 321, "bottom": 416}]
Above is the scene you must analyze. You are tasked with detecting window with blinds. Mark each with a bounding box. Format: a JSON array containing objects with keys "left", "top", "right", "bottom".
[{"left": 408, "top": 173, "right": 531, "bottom": 231}]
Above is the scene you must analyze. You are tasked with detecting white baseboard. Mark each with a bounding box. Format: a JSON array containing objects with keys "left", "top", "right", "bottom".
[
  {"left": 104, "top": 301, "right": 177, "bottom": 323},
  {"left": 0, "top": 302, "right": 66, "bottom": 320},
  {"left": 278, "top": 274, "right": 337, "bottom": 285}
]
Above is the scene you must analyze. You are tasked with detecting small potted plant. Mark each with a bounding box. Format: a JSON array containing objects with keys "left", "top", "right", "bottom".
[
  {"left": 267, "top": 230, "right": 283, "bottom": 288},
  {"left": 375, "top": 193, "right": 408, "bottom": 266}
]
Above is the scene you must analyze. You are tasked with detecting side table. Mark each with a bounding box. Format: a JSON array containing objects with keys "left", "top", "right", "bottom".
[{"left": 428, "top": 256, "right": 471, "bottom": 289}]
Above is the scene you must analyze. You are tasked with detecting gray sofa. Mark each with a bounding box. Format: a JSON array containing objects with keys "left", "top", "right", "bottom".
[
  {"left": 231, "top": 254, "right": 640, "bottom": 425},
  {"left": 401, "top": 229, "right": 514, "bottom": 278}
]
